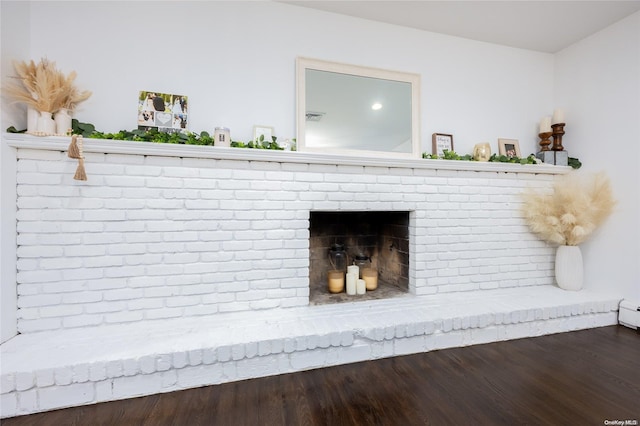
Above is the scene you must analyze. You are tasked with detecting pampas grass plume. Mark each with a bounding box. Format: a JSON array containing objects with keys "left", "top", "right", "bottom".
[
  {"left": 521, "top": 172, "right": 615, "bottom": 246},
  {"left": 4, "top": 58, "right": 91, "bottom": 113}
]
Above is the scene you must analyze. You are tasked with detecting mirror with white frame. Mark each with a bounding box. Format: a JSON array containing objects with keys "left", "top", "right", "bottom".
[{"left": 296, "top": 57, "right": 421, "bottom": 159}]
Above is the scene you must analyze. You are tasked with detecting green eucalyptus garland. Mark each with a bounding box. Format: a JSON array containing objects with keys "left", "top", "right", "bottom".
[
  {"left": 422, "top": 149, "right": 538, "bottom": 165},
  {"left": 72, "top": 120, "right": 286, "bottom": 150}
]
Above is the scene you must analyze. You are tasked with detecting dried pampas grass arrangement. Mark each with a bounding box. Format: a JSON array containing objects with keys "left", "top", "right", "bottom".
[
  {"left": 4, "top": 58, "right": 91, "bottom": 113},
  {"left": 521, "top": 172, "right": 615, "bottom": 246}
]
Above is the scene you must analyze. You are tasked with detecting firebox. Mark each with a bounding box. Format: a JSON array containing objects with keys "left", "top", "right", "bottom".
[{"left": 309, "top": 211, "right": 410, "bottom": 305}]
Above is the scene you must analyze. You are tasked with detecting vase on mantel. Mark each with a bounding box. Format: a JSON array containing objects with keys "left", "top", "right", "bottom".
[
  {"left": 27, "top": 106, "right": 39, "bottom": 133},
  {"left": 54, "top": 108, "right": 72, "bottom": 135},
  {"left": 555, "top": 245, "right": 584, "bottom": 291},
  {"left": 36, "top": 111, "right": 56, "bottom": 134}
]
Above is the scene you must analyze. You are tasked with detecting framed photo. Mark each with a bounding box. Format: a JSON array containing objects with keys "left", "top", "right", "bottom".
[
  {"left": 432, "top": 133, "right": 453, "bottom": 156},
  {"left": 138, "top": 91, "right": 188, "bottom": 132},
  {"left": 253, "top": 125, "right": 274, "bottom": 142},
  {"left": 498, "top": 138, "right": 521, "bottom": 158}
]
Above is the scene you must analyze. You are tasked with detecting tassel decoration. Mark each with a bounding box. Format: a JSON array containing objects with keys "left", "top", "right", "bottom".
[
  {"left": 67, "top": 134, "right": 80, "bottom": 159},
  {"left": 73, "top": 135, "right": 87, "bottom": 181}
]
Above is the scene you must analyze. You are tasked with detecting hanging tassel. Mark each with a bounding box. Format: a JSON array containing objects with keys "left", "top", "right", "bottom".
[
  {"left": 74, "top": 158, "right": 87, "bottom": 181},
  {"left": 68, "top": 134, "right": 81, "bottom": 159},
  {"left": 73, "top": 135, "right": 87, "bottom": 181}
]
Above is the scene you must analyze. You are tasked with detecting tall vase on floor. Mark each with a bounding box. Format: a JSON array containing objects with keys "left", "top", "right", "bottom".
[{"left": 555, "top": 245, "right": 583, "bottom": 291}]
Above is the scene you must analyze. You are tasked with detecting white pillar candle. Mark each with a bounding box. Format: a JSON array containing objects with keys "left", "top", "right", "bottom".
[
  {"left": 552, "top": 109, "right": 565, "bottom": 124},
  {"left": 356, "top": 279, "right": 366, "bottom": 295},
  {"left": 346, "top": 273, "right": 357, "bottom": 295},
  {"left": 347, "top": 265, "right": 359, "bottom": 278},
  {"left": 539, "top": 116, "right": 551, "bottom": 133}
]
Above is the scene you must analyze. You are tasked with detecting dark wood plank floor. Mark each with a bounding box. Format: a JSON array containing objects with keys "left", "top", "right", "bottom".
[{"left": 5, "top": 325, "right": 639, "bottom": 426}]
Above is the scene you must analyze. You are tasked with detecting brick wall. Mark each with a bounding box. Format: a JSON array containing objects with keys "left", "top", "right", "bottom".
[{"left": 14, "top": 145, "right": 557, "bottom": 333}]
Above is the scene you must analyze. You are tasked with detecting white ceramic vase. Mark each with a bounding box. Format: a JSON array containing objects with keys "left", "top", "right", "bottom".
[
  {"left": 555, "top": 245, "right": 583, "bottom": 291},
  {"left": 27, "top": 106, "right": 39, "bottom": 133},
  {"left": 37, "top": 111, "right": 56, "bottom": 134},
  {"left": 54, "top": 108, "right": 72, "bottom": 135}
]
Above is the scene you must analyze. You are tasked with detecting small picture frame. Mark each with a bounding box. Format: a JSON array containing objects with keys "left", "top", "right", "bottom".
[
  {"left": 498, "top": 138, "right": 521, "bottom": 158},
  {"left": 432, "top": 133, "right": 454, "bottom": 156},
  {"left": 253, "top": 125, "right": 274, "bottom": 142}
]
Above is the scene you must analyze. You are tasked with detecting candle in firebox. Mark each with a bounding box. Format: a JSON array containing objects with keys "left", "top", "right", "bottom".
[
  {"left": 361, "top": 268, "right": 378, "bottom": 290},
  {"left": 327, "top": 270, "right": 344, "bottom": 293},
  {"left": 346, "top": 273, "right": 357, "bottom": 295},
  {"left": 356, "top": 279, "right": 366, "bottom": 295}
]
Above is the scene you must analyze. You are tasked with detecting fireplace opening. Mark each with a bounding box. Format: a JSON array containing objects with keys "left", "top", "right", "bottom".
[{"left": 309, "top": 211, "right": 410, "bottom": 305}]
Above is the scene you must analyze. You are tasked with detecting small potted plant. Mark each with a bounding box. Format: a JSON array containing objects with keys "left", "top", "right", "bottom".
[{"left": 521, "top": 172, "right": 615, "bottom": 290}]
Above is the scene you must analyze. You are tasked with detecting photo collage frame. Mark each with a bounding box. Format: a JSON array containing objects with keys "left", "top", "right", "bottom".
[{"left": 138, "top": 91, "right": 188, "bottom": 133}]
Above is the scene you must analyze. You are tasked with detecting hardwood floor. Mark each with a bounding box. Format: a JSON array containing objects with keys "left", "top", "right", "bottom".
[{"left": 5, "top": 325, "right": 639, "bottom": 426}]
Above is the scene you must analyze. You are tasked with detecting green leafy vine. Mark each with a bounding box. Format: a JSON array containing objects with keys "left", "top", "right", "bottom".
[
  {"left": 71, "top": 119, "right": 289, "bottom": 149},
  {"left": 423, "top": 149, "right": 538, "bottom": 165}
]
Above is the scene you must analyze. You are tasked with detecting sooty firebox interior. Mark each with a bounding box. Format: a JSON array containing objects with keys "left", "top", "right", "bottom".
[{"left": 309, "top": 211, "right": 410, "bottom": 305}]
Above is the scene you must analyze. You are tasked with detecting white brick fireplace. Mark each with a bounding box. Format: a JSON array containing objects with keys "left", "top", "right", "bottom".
[
  {"left": 9, "top": 136, "right": 565, "bottom": 332},
  {"left": 0, "top": 134, "right": 621, "bottom": 417}
]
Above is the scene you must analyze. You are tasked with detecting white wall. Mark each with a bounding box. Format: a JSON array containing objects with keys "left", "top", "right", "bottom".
[
  {"left": 13, "top": 1, "right": 553, "bottom": 155},
  {"left": 555, "top": 11, "right": 640, "bottom": 301}
]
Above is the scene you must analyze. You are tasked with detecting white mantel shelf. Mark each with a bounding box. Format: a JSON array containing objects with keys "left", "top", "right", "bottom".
[{"left": 4, "top": 133, "right": 572, "bottom": 175}]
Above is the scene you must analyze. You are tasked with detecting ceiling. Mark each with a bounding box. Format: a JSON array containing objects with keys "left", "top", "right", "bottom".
[{"left": 282, "top": 1, "right": 640, "bottom": 53}]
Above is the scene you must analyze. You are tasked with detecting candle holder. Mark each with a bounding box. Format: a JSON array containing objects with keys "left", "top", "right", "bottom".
[
  {"left": 551, "top": 123, "right": 566, "bottom": 151},
  {"left": 538, "top": 132, "right": 553, "bottom": 152}
]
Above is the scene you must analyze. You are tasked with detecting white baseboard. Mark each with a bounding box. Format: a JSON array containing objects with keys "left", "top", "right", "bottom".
[{"left": 619, "top": 299, "right": 640, "bottom": 329}]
